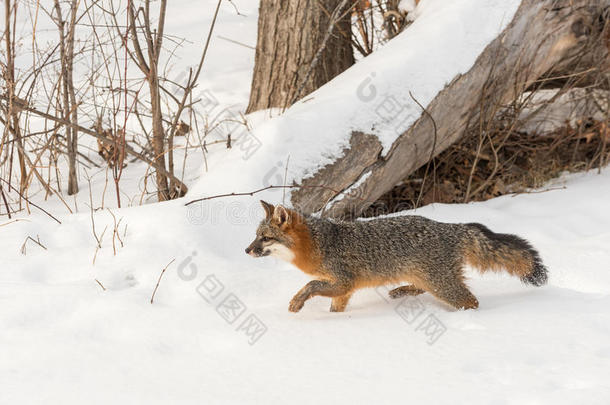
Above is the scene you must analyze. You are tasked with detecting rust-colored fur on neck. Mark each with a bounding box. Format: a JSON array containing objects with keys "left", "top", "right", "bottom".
[{"left": 281, "top": 210, "right": 323, "bottom": 277}]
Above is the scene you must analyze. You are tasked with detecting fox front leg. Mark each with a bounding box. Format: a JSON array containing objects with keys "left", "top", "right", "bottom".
[
  {"left": 289, "top": 280, "right": 353, "bottom": 313},
  {"left": 330, "top": 292, "right": 353, "bottom": 312}
]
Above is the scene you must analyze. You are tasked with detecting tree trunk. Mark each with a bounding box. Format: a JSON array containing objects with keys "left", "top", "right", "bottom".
[
  {"left": 149, "top": 72, "right": 170, "bottom": 201},
  {"left": 291, "top": 0, "right": 610, "bottom": 218},
  {"left": 53, "top": 0, "right": 79, "bottom": 196},
  {"left": 246, "top": 0, "right": 355, "bottom": 113},
  {"left": 128, "top": 0, "right": 171, "bottom": 202},
  {"left": 3, "top": 1, "right": 28, "bottom": 195}
]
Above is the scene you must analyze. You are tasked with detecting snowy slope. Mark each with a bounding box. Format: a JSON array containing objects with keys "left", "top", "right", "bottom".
[{"left": 2, "top": 169, "right": 610, "bottom": 404}]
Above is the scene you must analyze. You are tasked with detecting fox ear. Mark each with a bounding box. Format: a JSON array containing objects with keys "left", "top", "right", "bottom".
[
  {"left": 260, "top": 200, "right": 274, "bottom": 219},
  {"left": 272, "top": 205, "right": 290, "bottom": 226}
]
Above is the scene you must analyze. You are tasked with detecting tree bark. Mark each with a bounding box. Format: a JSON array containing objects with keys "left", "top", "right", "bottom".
[
  {"left": 291, "top": 0, "right": 610, "bottom": 218},
  {"left": 246, "top": 0, "right": 355, "bottom": 113}
]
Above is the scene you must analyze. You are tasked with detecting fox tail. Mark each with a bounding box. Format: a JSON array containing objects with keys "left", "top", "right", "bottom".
[{"left": 463, "top": 223, "right": 548, "bottom": 286}]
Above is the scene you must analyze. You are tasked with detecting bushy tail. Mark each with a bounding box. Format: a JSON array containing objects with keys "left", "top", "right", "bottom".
[{"left": 463, "top": 223, "right": 548, "bottom": 286}]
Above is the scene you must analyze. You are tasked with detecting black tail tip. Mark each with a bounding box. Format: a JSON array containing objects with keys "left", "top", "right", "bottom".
[{"left": 521, "top": 261, "right": 548, "bottom": 286}]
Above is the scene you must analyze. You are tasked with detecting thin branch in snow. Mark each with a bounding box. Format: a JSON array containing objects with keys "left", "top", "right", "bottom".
[
  {"left": 95, "top": 279, "right": 107, "bottom": 291},
  {"left": 184, "top": 184, "right": 373, "bottom": 207},
  {"left": 20, "top": 235, "right": 47, "bottom": 255},
  {"left": 151, "top": 258, "right": 175, "bottom": 304},
  {"left": 0, "top": 178, "right": 62, "bottom": 224}
]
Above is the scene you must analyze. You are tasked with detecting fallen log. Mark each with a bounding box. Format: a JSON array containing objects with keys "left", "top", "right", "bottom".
[{"left": 291, "top": 0, "right": 609, "bottom": 218}]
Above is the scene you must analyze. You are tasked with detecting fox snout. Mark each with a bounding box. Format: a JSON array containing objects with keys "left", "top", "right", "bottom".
[{"left": 245, "top": 240, "right": 267, "bottom": 257}]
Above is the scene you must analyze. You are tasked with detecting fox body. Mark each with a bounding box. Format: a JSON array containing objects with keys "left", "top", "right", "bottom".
[{"left": 246, "top": 201, "right": 548, "bottom": 313}]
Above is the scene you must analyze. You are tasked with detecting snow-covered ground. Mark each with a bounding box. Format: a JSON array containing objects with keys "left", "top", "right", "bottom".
[
  {"left": 2, "top": 169, "right": 610, "bottom": 404},
  {"left": 2, "top": 0, "right": 610, "bottom": 403}
]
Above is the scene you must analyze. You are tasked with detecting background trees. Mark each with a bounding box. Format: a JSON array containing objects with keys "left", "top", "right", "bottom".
[{"left": 246, "top": 0, "right": 355, "bottom": 113}]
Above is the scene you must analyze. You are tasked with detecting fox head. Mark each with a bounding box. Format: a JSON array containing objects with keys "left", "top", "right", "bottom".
[{"left": 245, "top": 200, "right": 299, "bottom": 261}]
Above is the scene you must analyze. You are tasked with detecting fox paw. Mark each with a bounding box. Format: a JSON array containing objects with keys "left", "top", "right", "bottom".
[
  {"left": 389, "top": 285, "right": 425, "bottom": 299},
  {"left": 388, "top": 289, "right": 404, "bottom": 299},
  {"left": 289, "top": 298, "right": 305, "bottom": 313}
]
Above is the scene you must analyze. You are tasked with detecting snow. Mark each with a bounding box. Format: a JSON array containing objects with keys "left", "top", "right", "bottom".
[
  {"left": 3, "top": 0, "right": 610, "bottom": 403},
  {"left": 399, "top": 0, "right": 418, "bottom": 14},
  {"left": 328, "top": 170, "right": 372, "bottom": 204},
  {"left": 3, "top": 169, "right": 610, "bottom": 404}
]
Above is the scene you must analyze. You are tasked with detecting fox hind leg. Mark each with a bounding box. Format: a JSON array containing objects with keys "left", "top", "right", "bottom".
[
  {"left": 388, "top": 285, "right": 425, "bottom": 299},
  {"left": 428, "top": 280, "right": 479, "bottom": 310}
]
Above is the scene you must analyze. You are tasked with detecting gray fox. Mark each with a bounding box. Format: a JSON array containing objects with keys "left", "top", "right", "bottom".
[{"left": 245, "top": 201, "right": 548, "bottom": 313}]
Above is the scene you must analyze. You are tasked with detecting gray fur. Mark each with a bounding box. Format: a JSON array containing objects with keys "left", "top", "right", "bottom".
[{"left": 307, "top": 215, "right": 468, "bottom": 279}]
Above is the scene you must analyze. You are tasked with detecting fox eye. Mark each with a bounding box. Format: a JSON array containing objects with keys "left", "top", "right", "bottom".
[{"left": 261, "top": 236, "right": 272, "bottom": 242}]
